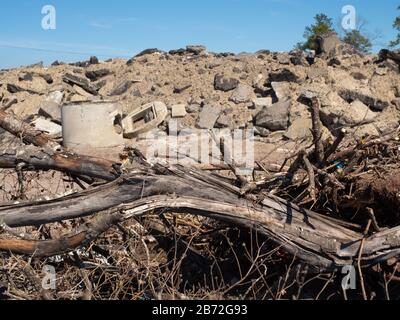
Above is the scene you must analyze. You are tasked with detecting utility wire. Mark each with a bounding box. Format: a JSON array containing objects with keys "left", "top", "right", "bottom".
[{"left": 0, "top": 44, "right": 132, "bottom": 59}]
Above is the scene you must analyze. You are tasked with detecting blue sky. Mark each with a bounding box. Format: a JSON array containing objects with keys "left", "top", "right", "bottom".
[{"left": 0, "top": 0, "right": 398, "bottom": 68}]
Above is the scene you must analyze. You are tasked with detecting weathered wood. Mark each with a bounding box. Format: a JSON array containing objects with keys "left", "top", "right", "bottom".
[
  {"left": 1, "top": 165, "right": 400, "bottom": 271},
  {"left": 0, "top": 109, "right": 60, "bottom": 150},
  {"left": 0, "top": 146, "right": 120, "bottom": 181},
  {"left": 0, "top": 212, "right": 122, "bottom": 257}
]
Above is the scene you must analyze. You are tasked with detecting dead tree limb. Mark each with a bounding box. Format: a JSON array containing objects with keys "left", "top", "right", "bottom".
[
  {"left": 310, "top": 97, "right": 325, "bottom": 167},
  {"left": 0, "top": 109, "right": 60, "bottom": 150},
  {"left": 0, "top": 146, "right": 120, "bottom": 181},
  {"left": 1, "top": 165, "right": 400, "bottom": 271},
  {"left": 0, "top": 212, "right": 123, "bottom": 257}
]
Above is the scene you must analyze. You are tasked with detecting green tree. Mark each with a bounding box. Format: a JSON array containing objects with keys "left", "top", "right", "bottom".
[
  {"left": 390, "top": 6, "right": 400, "bottom": 48},
  {"left": 343, "top": 29, "right": 372, "bottom": 54},
  {"left": 298, "top": 14, "right": 335, "bottom": 50}
]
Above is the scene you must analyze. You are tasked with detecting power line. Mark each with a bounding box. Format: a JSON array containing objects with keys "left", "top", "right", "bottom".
[{"left": 0, "top": 44, "right": 132, "bottom": 59}]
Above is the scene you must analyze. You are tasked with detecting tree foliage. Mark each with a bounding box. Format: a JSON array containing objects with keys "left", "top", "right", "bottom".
[
  {"left": 343, "top": 29, "right": 372, "bottom": 54},
  {"left": 390, "top": 6, "right": 400, "bottom": 48},
  {"left": 297, "top": 14, "right": 334, "bottom": 50}
]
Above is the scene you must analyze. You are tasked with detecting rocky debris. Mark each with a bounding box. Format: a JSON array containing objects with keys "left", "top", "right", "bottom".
[
  {"left": 290, "top": 51, "right": 309, "bottom": 67},
  {"left": 171, "top": 104, "right": 187, "bottom": 118},
  {"left": 73, "top": 85, "right": 94, "bottom": 98},
  {"left": 338, "top": 89, "right": 389, "bottom": 111},
  {"left": 38, "top": 91, "right": 64, "bottom": 123},
  {"left": 40, "top": 74, "right": 54, "bottom": 84},
  {"left": 51, "top": 60, "right": 63, "bottom": 66},
  {"left": 19, "top": 72, "right": 33, "bottom": 81},
  {"left": 351, "top": 72, "right": 367, "bottom": 80},
  {"left": 316, "top": 32, "right": 359, "bottom": 59},
  {"left": 131, "top": 89, "right": 143, "bottom": 98},
  {"left": 1, "top": 96, "right": 17, "bottom": 109},
  {"left": 284, "top": 117, "right": 332, "bottom": 141},
  {"left": 70, "top": 56, "right": 100, "bottom": 68},
  {"left": 254, "top": 126, "right": 270, "bottom": 137},
  {"left": 89, "top": 56, "right": 99, "bottom": 65},
  {"left": 252, "top": 97, "right": 273, "bottom": 109},
  {"left": 187, "top": 104, "right": 201, "bottom": 113},
  {"left": 255, "top": 49, "right": 271, "bottom": 56},
  {"left": 7, "top": 83, "right": 40, "bottom": 95},
  {"left": 127, "top": 49, "right": 164, "bottom": 65},
  {"left": 321, "top": 98, "right": 377, "bottom": 131},
  {"left": 378, "top": 49, "right": 400, "bottom": 68},
  {"left": 197, "top": 102, "right": 222, "bottom": 129},
  {"left": 269, "top": 69, "right": 299, "bottom": 83},
  {"left": 284, "top": 117, "right": 312, "bottom": 141},
  {"left": 316, "top": 32, "right": 342, "bottom": 58},
  {"left": 186, "top": 45, "right": 207, "bottom": 55},
  {"left": 18, "top": 72, "right": 53, "bottom": 84},
  {"left": 173, "top": 83, "right": 192, "bottom": 94},
  {"left": 215, "top": 113, "right": 233, "bottom": 128},
  {"left": 63, "top": 73, "right": 98, "bottom": 95},
  {"left": 169, "top": 48, "right": 186, "bottom": 56},
  {"left": 26, "top": 61, "right": 44, "bottom": 68},
  {"left": 327, "top": 57, "right": 341, "bottom": 67},
  {"left": 109, "top": 80, "right": 135, "bottom": 96},
  {"left": 85, "top": 68, "right": 112, "bottom": 82},
  {"left": 275, "top": 53, "right": 290, "bottom": 65},
  {"left": 31, "top": 117, "right": 62, "bottom": 136},
  {"left": 254, "top": 100, "right": 291, "bottom": 131},
  {"left": 271, "top": 82, "right": 290, "bottom": 101},
  {"left": 229, "top": 83, "right": 254, "bottom": 104},
  {"left": 0, "top": 43, "right": 397, "bottom": 156},
  {"left": 214, "top": 74, "right": 239, "bottom": 92}
]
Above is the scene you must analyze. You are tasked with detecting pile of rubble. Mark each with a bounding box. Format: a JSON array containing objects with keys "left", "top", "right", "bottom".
[
  {"left": 2, "top": 35, "right": 400, "bottom": 300},
  {"left": 0, "top": 35, "right": 400, "bottom": 167}
]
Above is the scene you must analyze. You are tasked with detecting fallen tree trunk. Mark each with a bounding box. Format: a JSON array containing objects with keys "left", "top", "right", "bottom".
[
  {"left": 0, "top": 145, "right": 120, "bottom": 181},
  {"left": 1, "top": 165, "right": 400, "bottom": 271}
]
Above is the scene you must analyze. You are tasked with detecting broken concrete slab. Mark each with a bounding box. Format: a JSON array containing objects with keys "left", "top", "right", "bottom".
[
  {"left": 252, "top": 97, "right": 273, "bottom": 109},
  {"left": 171, "top": 104, "right": 187, "bottom": 118},
  {"left": 85, "top": 69, "right": 112, "bottom": 82},
  {"left": 321, "top": 99, "right": 377, "bottom": 131},
  {"left": 269, "top": 69, "right": 299, "bottom": 83},
  {"left": 38, "top": 91, "right": 64, "bottom": 123},
  {"left": 197, "top": 103, "right": 222, "bottom": 129},
  {"left": 316, "top": 32, "right": 341, "bottom": 57},
  {"left": 338, "top": 89, "right": 389, "bottom": 111},
  {"left": 215, "top": 113, "right": 233, "bottom": 128},
  {"left": 229, "top": 83, "right": 254, "bottom": 104},
  {"left": 109, "top": 80, "right": 134, "bottom": 96},
  {"left": 7, "top": 83, "right": 40, "bottom": 95},
  {"left": 32, "top": 117, "right": 62, "bottom": 136},
  {"left": 254, "top": 126, "right": 271, "bottom": 137},
  {"left": 214, "top": 74, "right": 239, "bottom": 92},
  {"left": 63, "top": 73, "right": 98, "bottom": 95},
  {"left": 271, "top": 82, "right": 291, "bottom": 101},
  {"left": 275, "top": 53, "right": 290, "bottom": 65},
  {"left": 254, "top": 100, "right": 291, "bottom": 131}
]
